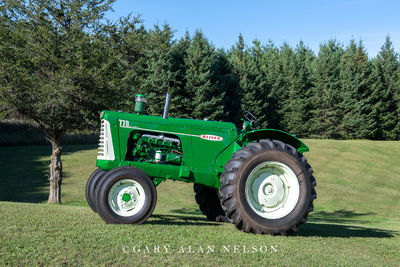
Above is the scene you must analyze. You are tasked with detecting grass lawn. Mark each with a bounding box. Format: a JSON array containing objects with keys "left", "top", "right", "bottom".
[{"left": 0, "top": 140, "right": 399, "bottom": 266}]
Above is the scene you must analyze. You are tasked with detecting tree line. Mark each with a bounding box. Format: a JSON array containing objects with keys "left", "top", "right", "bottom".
[
  {"left": 1, "top": 2, "right": 399, "bottom": 141},
  {"left": 1, "top": 0, "right": 399, "bottom": 202},
  {"left": 140, "top": 34, "right": 400, "bottom": 141}
]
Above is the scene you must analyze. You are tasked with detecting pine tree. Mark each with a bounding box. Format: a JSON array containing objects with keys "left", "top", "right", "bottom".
[
  {"left": 396, "top": 64, "right": 400, "bottom": 139},
  {"left": 184, "top": 31, "right": 225, "bottom": 120},
  {"left": 230, "top": 38, "right": 278, "bottom": 128},
  {"left": 273, "top": 43, "right": 293, "bottom": 131},
  {"left": 339, "top": 40, "right": 375, "bottom": 139},
  {"left": 371, "top": 36, "right": 399, "bottom": 140},
  {"left": 279, "top": 42, "right": 315, "bottom": 137},
  {"left": 311, "top": 40, "right": 344, "bottom": 138},
  {"left": 262, "top": 41, "right": 283, "bottom": 129},
  {"left": 228, "top": 34, "right": 250, "bottom": 125},
  {"left": 214, "top": 48, "right": 240, "bottom": 123},
  {"left": 88, "top": 14, "right": 149, "bottom": 114},
  {"left": 168, "top": 35, "right": 192, "bottom": 118},
  {"left": 141, "top": 24, "right": 176, "bottom": 116}
]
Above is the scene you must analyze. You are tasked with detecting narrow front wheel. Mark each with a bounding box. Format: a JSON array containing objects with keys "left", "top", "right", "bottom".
[
  {"left": 85, "top": 168, "right": 105, "bottom": 213},
  {"left": 95, "top": 167, "right": 157, "bottom": 224}
]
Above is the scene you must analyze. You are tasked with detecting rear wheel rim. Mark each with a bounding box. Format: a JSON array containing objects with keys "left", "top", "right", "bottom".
[
  {"left": 108, "top": 179, "right": 146, "bottom": 217},
  {"left": 245, "top": 161, "right": 300, "bottom": 219}
]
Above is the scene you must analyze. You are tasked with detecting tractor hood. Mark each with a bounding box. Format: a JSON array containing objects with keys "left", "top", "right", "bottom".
[{"left": 100, "top": 110, "right": 238, "bottom": 136}]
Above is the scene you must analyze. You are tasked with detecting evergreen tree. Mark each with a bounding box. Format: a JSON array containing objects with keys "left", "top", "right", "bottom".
[
  {"left": 141, "top": 24, "right": 176, "bottom": 116},
  {"left": 339, "top": 40, "right": 375, "bottom": 139},
  {"left": 214, "top": 49, "right": 240, "bottom": 123},
  {"left": 184, "top": 31, "right": 225, "bottom": 120},
  {"left": 240, "top": 41, "right": 265, "bottom": 126},
  {"left": 270, "top": 43, "right": 295, "bottom": 131},
  {"left": 230, "top": 38, "right": 278, "bottom": 128},
  {"left": 371, "top": 36, "right": 399, "bottom": 140},
  {"left": 168, "top": 34, "right": 192, "bottom": 118},
  {"left": 311, "top": 40, "right": 344, "bottom": 138},
  {"left": 86, "top": 14, "right": 145, "bottom": 114},
  {"left": 229, "top": 34, "right": 250, "bottom": 125},
  {"left": 105, "top": 15, "right": 148, "bottom": 111},
  {"left": 279, "top": 42, "right": 315, "bottom": 136},
  {"left": 261, "top": 41, "right": 283, "bottom": 129},
  {"left": 396, "top": 63, "right": 400, "bottom": 139}
]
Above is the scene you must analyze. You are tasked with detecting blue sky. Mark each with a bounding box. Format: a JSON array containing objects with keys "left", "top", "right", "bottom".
[{"left": 105, "top": 0, "right": 400, "bottom": 57}]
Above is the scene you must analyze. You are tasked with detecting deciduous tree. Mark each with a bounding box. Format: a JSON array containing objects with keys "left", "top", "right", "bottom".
[{"left": 0, "top": 0, "right": 115, "bottom": 203}]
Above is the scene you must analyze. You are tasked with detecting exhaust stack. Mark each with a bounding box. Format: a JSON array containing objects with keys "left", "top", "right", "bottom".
[{"left": 163, "top": 92, "right": 170, "bottom": 119}]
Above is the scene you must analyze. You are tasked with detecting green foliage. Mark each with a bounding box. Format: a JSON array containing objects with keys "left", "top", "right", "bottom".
[
  {"left": 214, "top": 49, "right": 241, "bottom": 124},
  {"left": 228, "top": 34, "right": 248, "bottom": 124},
  {"left": 278, "top": 42, "right": 315, "bottom": 136},
  {"left": 230, "top": 37, "right": 278, "bottom": 128},
  {"left": 0, "top": 0, "right": 116, "bottom": 141},
  {"left": 370, "top": 36, "right": 400, "bottom": 140},
  {"left": 0, "top": 0, "right": 128, "bottom": 203},
  {"left": 1, "top": 2, "right": 400, "bottom": 140},
  {"left": 184, "top": 31, "right": 225, "bottom": 121},
  {"left": 141, "top": 25, "right": 177, "bottom": 116},
  {"left": 311, "top": 40, "right": 344, "bottom": 138},
  {"left": 167, "top": 36, "right": 193, "bottom": 118},
  {"left": 339, "top": 40, "right": 375, "bottom": 139},
  {"left": 98, "top": 15, "right": 147, "bottom": 112}
]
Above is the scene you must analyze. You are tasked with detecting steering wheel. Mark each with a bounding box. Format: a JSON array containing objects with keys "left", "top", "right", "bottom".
[
  {"left": 244, "top": 110, "right": 258, "bottom": 123},
  {"left": 242, "top": 110, "right": 259, "bottom": 131}
]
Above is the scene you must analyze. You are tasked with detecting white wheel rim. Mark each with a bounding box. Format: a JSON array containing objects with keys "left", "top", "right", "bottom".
[
  {"left": 245, "top": 161, "right": 300, "bottom": 219},
  {"left": 108, "top": 179, "right": 146, "bottom": 217}
]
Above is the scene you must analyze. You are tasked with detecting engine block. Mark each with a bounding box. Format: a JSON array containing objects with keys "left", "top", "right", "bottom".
[{"left": 127, "top": 132, "right": 183, "bottom": 165}]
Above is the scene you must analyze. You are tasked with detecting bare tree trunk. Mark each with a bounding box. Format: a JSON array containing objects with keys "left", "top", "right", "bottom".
[{"left": 48, "top": 138, "right": 62, "bottom": 203}]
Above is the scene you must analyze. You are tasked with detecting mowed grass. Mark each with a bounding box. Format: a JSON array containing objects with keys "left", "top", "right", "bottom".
[{"left": 0, "top": 140, "right": 399, "bottom": 266}]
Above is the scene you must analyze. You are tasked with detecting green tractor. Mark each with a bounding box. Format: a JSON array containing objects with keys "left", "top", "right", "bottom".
[{"left": 85, "top": 93, "right": 317, "bottom": 235}]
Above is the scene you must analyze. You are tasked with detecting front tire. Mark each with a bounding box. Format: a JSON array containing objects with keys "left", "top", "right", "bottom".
[
  {"left": 85, "top": 168, "right": 106, "bottom": 213},
  {"left": 219, "top": 139, "right": 317, "bottom": 235},
  {"left": 95, "top": 167, "right": 157, "bottom": 224}
]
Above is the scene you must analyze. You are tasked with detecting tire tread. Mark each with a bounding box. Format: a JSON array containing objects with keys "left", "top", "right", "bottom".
[{"left": 219, "top": 139, "right": 317, "bottom": 235}]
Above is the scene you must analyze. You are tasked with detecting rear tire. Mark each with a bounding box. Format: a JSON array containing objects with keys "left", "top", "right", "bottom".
[
  {"left": 194, "top": 183, "right": 229, "bottom": 222},
  {"left": 219, "top": 139, "right": 317, "bottom": 235},
  {"left": 85, "top": 168, "right": 105, "bottom": 213},
  {"left": 95, "top": 166, "right": 157, "bottom": 224}
]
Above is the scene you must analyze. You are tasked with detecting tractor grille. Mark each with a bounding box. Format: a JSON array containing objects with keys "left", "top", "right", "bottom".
[
  {"left": 98, "top": 119, "right": 105, "bottom": 158},
  {"left": 97, "top": 119, "right": 115, "bottom": 160}
]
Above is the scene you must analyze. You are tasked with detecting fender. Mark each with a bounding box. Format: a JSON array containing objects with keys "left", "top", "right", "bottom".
[{"left": 241, "top": 129, "right": 309, "bottom": 153}]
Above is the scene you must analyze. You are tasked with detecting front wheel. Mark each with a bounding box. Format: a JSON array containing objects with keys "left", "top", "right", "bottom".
[
  {"left": 95, "top": 167, "right": 157, "bottom": 224},
  {"left": 219, "top": 139, "right": 317, "bottom": 235},
  {"left": 85, "top": 168, "right": 106, "bottom": 213}
]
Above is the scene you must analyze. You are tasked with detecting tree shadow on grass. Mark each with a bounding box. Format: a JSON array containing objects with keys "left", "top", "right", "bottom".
[
  {"left": 299, "top": 222, "right": 398, "bottom": 238},
  {"left": 0, "top": 144, "right": 96, "bottom": 203},
  {"left": 310, "top": 210, "right": 375, "bottom": 225},
  {"left": 298, "top": 209, "right": 399, "bottom": 238},
  {"left": 169, "top": 208, "right": 203, "bottom": 215},
  {"left": 147, "top": 214, "right": 221, "bottom": 227},
  {"left": 162, "top": 209, "right": 398, "bottom": 238}
]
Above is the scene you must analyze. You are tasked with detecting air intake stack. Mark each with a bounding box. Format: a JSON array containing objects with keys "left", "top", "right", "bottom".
[{"left": 134, "top": 94, "right": 146, "bottom": 114}]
